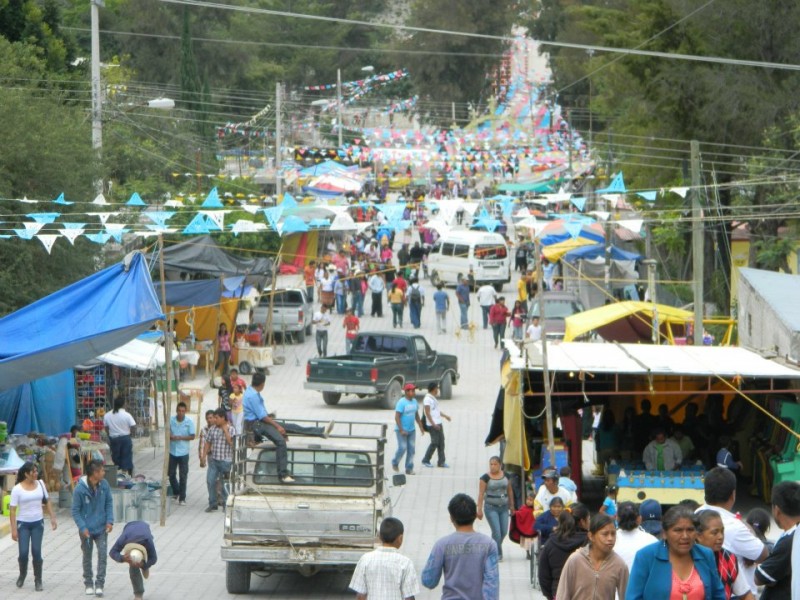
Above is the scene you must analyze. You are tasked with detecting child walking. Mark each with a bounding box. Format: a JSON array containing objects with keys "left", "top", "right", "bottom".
[{"left": 599, "top": 485, "right": 618, "bottom": 518}]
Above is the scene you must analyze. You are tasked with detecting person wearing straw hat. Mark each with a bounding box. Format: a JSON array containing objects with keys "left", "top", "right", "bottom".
[{"left": 109, "top": 520, "right": 157, "bottom": 600}]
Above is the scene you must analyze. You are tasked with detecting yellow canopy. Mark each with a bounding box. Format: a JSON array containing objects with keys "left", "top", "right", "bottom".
[
  {"left": 541, "top": 237, "right": 596, "bottom": 261},
  {"left": 564, "top": 301, "right": 693, "bottom": 343}
]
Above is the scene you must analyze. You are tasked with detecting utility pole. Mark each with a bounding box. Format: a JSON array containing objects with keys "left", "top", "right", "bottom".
[
  {"left": 535, "top": 240, "right": 556, "bottom": 468},
  {"left": 336, "top": 68, "right": 343, "bottom": 148},
  {"left": 276, "top": 82, "right": 282, "bottom": 198},
  {"left": 90, "top": 0, "right": 104, "bottom": 192},
  {"left": 451, "top": 102, "right": 456, "bottom": 127},
  {"left": 642, "top": 259, "right": 658, "bottom": 344},
  {"left": 691, "top": 140, "right": 703, "bottom": 345}
]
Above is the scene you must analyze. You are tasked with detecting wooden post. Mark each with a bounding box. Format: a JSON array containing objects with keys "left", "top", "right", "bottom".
[
  {"left": 691, "top": 140, "right": 704, "bottom": 345},
  {"left": 265, "top": 242, "right": 284, "bottom": 347},
  {"left": 535, "top": 240, "right": 556, "bottom": 467}
]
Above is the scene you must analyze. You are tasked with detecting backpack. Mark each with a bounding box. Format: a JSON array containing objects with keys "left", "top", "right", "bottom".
[{"left": 409, "top": 285, "right": 421, "bottom": 303}]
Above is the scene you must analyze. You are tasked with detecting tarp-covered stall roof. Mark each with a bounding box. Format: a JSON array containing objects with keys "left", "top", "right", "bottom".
[
  {"left": 511, "top": 342, "right": 800, "bottom": 379},
  {"left": 156, "top": 235, "right": 272, "bottom": 277},
  {"left": 564, "top": 301, "right": 691, "bottom": 343},
  {"left": 0, "top": 253, "right": 164, "bottom": 390}
]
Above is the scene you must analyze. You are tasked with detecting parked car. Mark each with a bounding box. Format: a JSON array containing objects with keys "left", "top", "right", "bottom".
[
  {"left": 250, "top": 288, "right": 312, "bottom": 343},
  {"left": 304, "top": 332, "right": 459, "bottom": 408},
  {"left": 529, "top": 291, "right": 586, "bottom": 340}
]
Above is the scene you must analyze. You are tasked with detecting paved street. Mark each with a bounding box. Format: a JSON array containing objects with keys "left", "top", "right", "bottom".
[{"left": 0, "top": 267, "right": 543, "bottom": 599}]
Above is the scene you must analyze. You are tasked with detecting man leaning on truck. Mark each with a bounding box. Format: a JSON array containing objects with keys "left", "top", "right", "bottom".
[{"left": 243, "top": 373, "right": 334, "bottom": 483}]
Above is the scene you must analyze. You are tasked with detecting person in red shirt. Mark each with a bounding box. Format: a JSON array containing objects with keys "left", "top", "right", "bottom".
[
  {"left": 303, "top": 261, "right": 316, "bottom": 303},
  {"left": 515, "top": 492, "right": 537, "bottom": 559},
  {"left": 343, "top": 308, "right": 360, "bottom": 354},
  {"left": 488, "top": 297, "right": 510, "bottom": 349},
  {"left": 393, "top": 272, "right": 408, "bottom": 293}
]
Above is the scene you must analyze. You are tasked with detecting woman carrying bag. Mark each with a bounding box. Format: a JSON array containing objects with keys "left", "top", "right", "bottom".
[{"left": 9, "top": 462, "right": 58, "bottom": 591}]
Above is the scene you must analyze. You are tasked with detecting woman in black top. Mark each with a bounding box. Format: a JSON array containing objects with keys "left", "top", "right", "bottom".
[{"left": 538, "top": 502, "right": 590, "bottom": 600}]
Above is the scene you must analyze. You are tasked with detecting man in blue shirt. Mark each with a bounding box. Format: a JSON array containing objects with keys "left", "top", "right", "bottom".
[
  {"left": 168, "top": 401, "right": 195, "bottom": 506},
  {"left": 455, "top": 277, "right": 471, "bottom": 330},
  {"left": 433, "top": 284, "right": 450, "bottom": 334},
  {"left": 243, "top": 372, "right": 334, "bottom": 483},
  {"left": 392, "top": 383, "right": 425, "bottom": 475}
]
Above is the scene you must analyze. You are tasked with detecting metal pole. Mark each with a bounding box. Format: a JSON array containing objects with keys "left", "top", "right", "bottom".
[
  {"left": 158, "top": 234, "right": 173, "bottom": 526},
  {"left": 691, "top": 140, "right": 703, "bottom": 345},
  {"left": 90, "top": 0, "right": 104, "bottom": 192},
  {"left": 642, "top": 259, "right": 658, "bottom": 344},
  {"left": 265, "top": 242, "right": 284, "bottom": 348},
  {"left": 337, "top": 69, "right": 343, "bottom": 148},
  {"left": 535, "top": 240, "right": 556, "bottom": 467},
  {"left": 276, "top": 82, "right": 282, "bottom": 198}
]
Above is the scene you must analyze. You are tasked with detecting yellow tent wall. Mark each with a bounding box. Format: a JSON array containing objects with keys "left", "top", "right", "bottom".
[{"left": 171, "top": 297, "right": 238, "bottom": 342}]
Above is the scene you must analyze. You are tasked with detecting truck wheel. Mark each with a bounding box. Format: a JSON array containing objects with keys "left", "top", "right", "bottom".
[
  {"left": 322, "top": 392, "right": 341, "bottom": 405},
  {"left": 430, "top": 271, "right": 442, "bottom": 286},
  {"left": 297, "top": 328, "right": 307, "bottom": 343},
  {"left": 305, "top": 323, "right": 312, "bottom": 335},
  {"left": 226, "top": 562, "right": 251, "bottom": 594},
  {"left": 383, "top": 380, "right": 403, "bottom": 409},
  {"left": 238, "top": 361, "right": 253, "bottom": 375},
  {"left": 440, "top": 373, "right": 453, "bottom": 400}
]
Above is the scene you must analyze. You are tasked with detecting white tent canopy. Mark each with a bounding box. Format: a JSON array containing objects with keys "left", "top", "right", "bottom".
[{"left": 96, "top": 338, "right": 178, "bottom": 371}]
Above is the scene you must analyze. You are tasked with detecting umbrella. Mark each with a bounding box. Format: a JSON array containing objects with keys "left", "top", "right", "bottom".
[
  {"left": 537, "top": 219, "right": 604, "bottom": 247},
  {"left": 564, "top": 301, "right": 691, "bottom": 343},
  {"left": 304, "top": 174, "right": 363, "bottom": 197}
]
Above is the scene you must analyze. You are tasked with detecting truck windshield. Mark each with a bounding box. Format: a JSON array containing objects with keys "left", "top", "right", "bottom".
[
  {"left": 259, "top": 291, "right": 304, "bottom": 306},
  {"left": 474, "top": 244, "right": 507, "bottom": 260},
  {"left": 252, "top": 449, "right": 374, "bottom": 487}
]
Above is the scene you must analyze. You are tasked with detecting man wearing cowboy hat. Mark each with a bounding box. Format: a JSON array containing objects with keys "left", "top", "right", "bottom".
[{"left": 109, "top": 520, "right": 157, "bottom": 600}]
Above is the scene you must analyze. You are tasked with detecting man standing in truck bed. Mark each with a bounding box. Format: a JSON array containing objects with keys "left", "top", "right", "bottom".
[{"left": 243, "top": 373, "right": 333, "bottom": 483}]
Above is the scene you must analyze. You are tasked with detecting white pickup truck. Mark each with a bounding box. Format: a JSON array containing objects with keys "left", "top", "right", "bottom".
[
  {"left": 221, "top": 421, "right": 397, "bottom": 593},
  {"left": 249, "top": 287, "right": 312, "bottom": 343}
]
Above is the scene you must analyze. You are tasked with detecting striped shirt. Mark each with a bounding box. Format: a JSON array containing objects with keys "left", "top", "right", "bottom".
[{"left": 349, "top": 546, "right": 420, "bottom": 600}]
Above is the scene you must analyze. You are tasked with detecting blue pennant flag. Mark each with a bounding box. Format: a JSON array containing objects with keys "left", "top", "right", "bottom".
[
  {"left": 280, "top": 192, "right": 298, "bottom": 209},
  {"left": 564, "top": 221, "right": 585, "bottom": 239},
  {"left": 570, "top": 197, "right": 587, "bottom": 211},
  {"left": 308, "top": 218, "right": 331, "bottom": 228},
  {"left": 26, "top": 213, "right": 60, "bottom": 224},
  {"left": 85, "top": 232, "right": 111, "bottom": 244},
  {"left": 127, "top": 192, "right": 146, "bottom": 206},
  {"left": 201, "top": 187, "right": 223, "bottom": 208},
  {"left": 263, "top": 206, "right": 284, "bottom": 230},
  {"left": 13, "top": 229, "right": 35, "bottom": 240},
  {"left": 280, "top": 216, "right": 309, "bottom": 235},
  {"left": 145, "top": 211, "right": 176, "bottom": 227},
  {"left": 182, "top": 213, "right": 212, "bottom": 234},
  {"left": 636, "top": 190, "right": 657, "bottom": 202},
  {"left": 597, "top": 172, "right": 627, "bottom": 194},
  {"left": 62, "top": 222, "right": 87, "bottom": 229},
  {"left": 53, "top": 192, "right": 73, "bottom": 205}
]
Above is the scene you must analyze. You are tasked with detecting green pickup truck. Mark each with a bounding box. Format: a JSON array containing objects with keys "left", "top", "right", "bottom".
[{"left": 304, "top": 332, "right": 459, "bottom": 409}]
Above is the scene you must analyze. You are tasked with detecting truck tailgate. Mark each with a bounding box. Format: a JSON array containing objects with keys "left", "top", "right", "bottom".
[
  {"left": 228, "top": 493, "right": 376, "bottom": 546},
  {"left": 307, "top": 355, "right": 401, "bottom": 384}
]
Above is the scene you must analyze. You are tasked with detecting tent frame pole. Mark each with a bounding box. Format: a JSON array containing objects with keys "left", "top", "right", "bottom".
[
  {"left": 535, "top": 240, "right": 556, "bottom": 468},
  {"left": 158, "top": 234, "right": 173, "bottom": 526},
  {"left": 265, "top": 243, "right": 284, "bottom": 348}
]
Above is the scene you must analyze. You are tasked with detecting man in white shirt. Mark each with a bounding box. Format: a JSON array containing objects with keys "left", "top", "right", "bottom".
[
  {"left": 533, "top": 469, "right": 575, "bottom": 517},
  {"left": 349, "top": 517, "right": 419, "bottom": 600},
  {"left": 421, "top": 382, "right": 451, "bottom": 469},
  {"left": 697, "top": 467, "right": 768, "bottom": 595},
  {"left": 476, "top": 284, "right": 497, "bottom": 330},
  {"left": 312, "top": 304, "right": 331, "bottom": 357},
  {"left": 526, "top": 316, "right": 542, "bottom": 341}
]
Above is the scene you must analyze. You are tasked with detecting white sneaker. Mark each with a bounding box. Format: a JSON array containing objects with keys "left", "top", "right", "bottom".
[
  {"left": 323, "top": 420, "right": 335, "bottom": 438},
  {"left": 280, "top": 475, "right": 295, "bottom": 483},
  {"left": 95, "top": 587, "right": 104, "bottom": 597},
  {"left": 85, "top": 586, "right": 95, "bottom": 595}
]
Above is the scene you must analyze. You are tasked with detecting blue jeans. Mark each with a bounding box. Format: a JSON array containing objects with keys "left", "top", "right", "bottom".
[
  {"left": 81, "top": 531, "right": 108, "bottom": 587},
  {"left": 110, "top": 434, "right": 133, "bottom": 474},
  {"left": 391, "top": 303, "right": 404, "bottom": 328},
  {"left": 484, "top": 503, "right": 509, "bottom": 557},
  {"left": 17, "top": 519, "right": 44, "bottom": 562},
  {"left": 352, "top": 292, "right": 364, "bottom": 317},
  {"left": 392, "top": 429, "right": 416, "bottom": 473},
  {"left": 481, "top": 305, "right": 491, "bottom": 329},
  {"left": 335, "top": 293, "right": 346, "bottom": 314},
  {"left": 409, "top": 301, "right": 421, "bottom": 328},
  {"left": 459, "top": 303, "right": 469, "bottom": 329},
  {"left": 207, "top": 458, "right": 232, "bottom": 508}
]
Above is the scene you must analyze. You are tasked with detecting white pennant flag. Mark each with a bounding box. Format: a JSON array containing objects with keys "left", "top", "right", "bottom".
[
  {"left": 201, "top": 210, "right": 227, "bottom": 231},
  {"left": 669, "top": 187, "right": 689, "bottom": 198},
  {"left": 104, "top": 223, "right": 127, "bottom": 233},
  {"left": 60, "top": 228, "right": 85, "bottom": 245},
  {"left": 87, "top": 212, "right": 114, "bottom": 224},
  {"left": 240, "top": 204, "right": 262, "bottom": 215},
  {"left": 92, "top": 193, "right": 108, "bottom": 205},
  {"left": 616, "top": 219, "right": 644, "bottom": 234},
  {"left": 36, "top": 234, "right": 59, "bottom": 254},
  {"left": 24, "top": 222, "right": 45, "bottom": 235}
]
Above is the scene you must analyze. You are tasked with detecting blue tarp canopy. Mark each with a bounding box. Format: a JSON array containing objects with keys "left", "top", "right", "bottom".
[
  {"left": 0, "top": 371, "right": 75, "bottom": 435},
  {"left": 562, "top": 243, "right": 642, "bottom": 263},
  {"left": 160, "top": 279, "right": 222, "bottom": 306},
  {"left": 0, "top": 252, "right": 164, "bottom": 390}
]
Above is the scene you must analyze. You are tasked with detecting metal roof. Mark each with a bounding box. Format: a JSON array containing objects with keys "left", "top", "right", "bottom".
[
  {"left": 508, "top": 340, "right": 800, "bottom": 379},
  {"left": 739, "top": 267, "right": 800, "bottom": 332}
]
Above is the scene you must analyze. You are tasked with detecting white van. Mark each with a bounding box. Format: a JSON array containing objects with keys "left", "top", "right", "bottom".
[{"left": 428, "top": 231, "right": 511, "bottom": 291}]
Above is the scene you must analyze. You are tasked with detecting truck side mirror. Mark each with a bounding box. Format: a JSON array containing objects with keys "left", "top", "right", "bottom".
[{"left": 392, "top": 474, "right": 406, "bottom": 487}]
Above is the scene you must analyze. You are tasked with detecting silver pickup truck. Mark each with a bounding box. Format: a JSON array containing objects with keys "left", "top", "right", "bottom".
[
  {"left": 249, "top": 287, "right": 313, "bottom": 343},
  {"left": 222, "top": 421, "right": 396, "bottom": 593}
]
